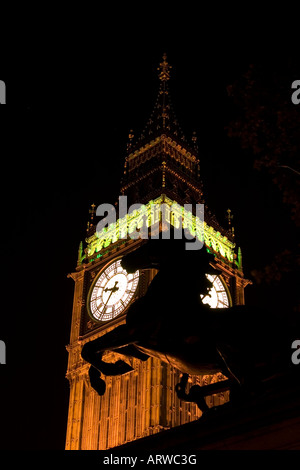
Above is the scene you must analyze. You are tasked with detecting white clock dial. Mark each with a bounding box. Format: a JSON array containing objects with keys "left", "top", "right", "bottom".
[
  {"left": 88, "top": 259, "right": 139, "bottom": 322},
  {"left": 201, "top": 274, "right": 230, "bottom": 308}
]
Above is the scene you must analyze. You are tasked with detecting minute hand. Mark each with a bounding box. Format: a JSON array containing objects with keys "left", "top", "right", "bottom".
[{"left": 103, "top": 281, "right": 119, "bottom": 308}]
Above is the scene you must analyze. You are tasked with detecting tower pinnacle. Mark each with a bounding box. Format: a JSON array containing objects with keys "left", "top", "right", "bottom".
[
  {"left": 158, "top": 53, "right": 172, "bottom": 82},
  {"left": 131, "top": 54, "right": 185, "bottom": 145},
  {"left": 226, "top": 208, "right": 235, "bottom": 238}
]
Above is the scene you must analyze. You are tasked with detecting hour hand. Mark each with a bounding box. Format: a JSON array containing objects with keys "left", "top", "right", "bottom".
[{"left": 104, "top": 281, "right": 119, "bottom": 293}]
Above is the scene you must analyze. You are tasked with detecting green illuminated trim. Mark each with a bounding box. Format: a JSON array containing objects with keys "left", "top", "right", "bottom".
[{"left": 85, "top": 195, "right": 235, "bottom": 263}]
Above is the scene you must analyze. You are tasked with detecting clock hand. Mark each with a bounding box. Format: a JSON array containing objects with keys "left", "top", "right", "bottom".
[
  {"left": 104, "top": 281, "right": 119, "bottom": 293},
  {"left": 103, "top": 281, "right": 119, "bottom": 308}
]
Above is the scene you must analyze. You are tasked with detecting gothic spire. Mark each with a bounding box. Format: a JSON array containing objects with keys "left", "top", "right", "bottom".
[{"left": 132, "top": 54, "right": 186, "bottom": 148}]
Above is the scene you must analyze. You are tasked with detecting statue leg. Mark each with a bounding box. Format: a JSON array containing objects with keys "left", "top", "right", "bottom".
[
  {"left": 88, "top": 366, "right": 106, "bottom": 396},
  {"left": 81, "top": 322, "right": 147, "bottom": 395},
  {"left": 175, "top": 374, "right": 232, "bottom": 414},
  {"left": 175, "top": 374, "right": 209, "bottom": 413}
]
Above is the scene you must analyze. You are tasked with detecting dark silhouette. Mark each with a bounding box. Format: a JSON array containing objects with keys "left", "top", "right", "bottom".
[{"left": 81, "top": 229, "right": 298, "bottom": 413}]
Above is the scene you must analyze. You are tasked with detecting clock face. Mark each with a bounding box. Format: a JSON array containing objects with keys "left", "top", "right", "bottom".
[
  {"left": 88, "top": 259, "right": 139, "bottom": 322},
  {"left": 201, "top": 274, "right": 230, "bottom": 309}
]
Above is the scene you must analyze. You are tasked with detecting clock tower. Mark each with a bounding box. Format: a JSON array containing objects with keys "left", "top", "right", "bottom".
[{"left": 65, "top": 55, "right": 249, "bottom": 450}]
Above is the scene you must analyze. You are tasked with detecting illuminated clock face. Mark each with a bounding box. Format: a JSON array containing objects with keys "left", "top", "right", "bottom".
[
  {"left": 88, "top": 259, "right": 139, "bottom": 322},
  {"left": 201, "top": 274, "right": 230, "bottom": 309}
]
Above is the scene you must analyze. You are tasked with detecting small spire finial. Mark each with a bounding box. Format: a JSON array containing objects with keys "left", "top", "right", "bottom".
[
  {"left": 127, "top": 129, "right": 134, "bottom": 151},
  {"left": 226, "top": 208, "right": 235, "bottom": 238},
  {"left": 192, "top": 131, "right": 199, "bottom": 153},
  {"left": 226, "top": 208, "right": 233, "bottom": 225},
  {"left": 89, "top": 203, "right": 96, "bottom": 222},
  {"left": 87, "top": 203, "right": 96, "bottom": 234},
  {"left": 158, "top": 53, "right": 172, "bottom": 82}
]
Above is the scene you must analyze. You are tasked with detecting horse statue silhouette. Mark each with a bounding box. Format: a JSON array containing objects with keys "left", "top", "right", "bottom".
[{"left": 81, "top": 230, "right": 296, "bottom": 413}]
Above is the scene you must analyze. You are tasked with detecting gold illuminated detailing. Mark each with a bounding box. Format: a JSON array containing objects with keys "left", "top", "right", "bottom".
[
  {"left": 121, "top": 167, "right": 159, "bottom": 194},
  {"left": 121, "top": 164, "right": 202, "bottom": 196},
  {"left": 89, "top": 203, "right": 96, "bottom": 221},
  {"left": 126, "top": 129, "right": 134, "bottom": 153},
  {"left": 162, "top": 161, "right": 166, "bottom": 188},
  {"left": 164, "top": 165, "right": 202, "bottom": 194},
  {"left": 192, "top": 131, "right": 198, "bottom": 148},
  {"left": 124, "top": 134, "right": 199, "bottom": 175},
  {"left": 85, "top": 195, "right": 235, "bottom": 262},
  {"left": 158, "top": 53, "right": 172, "bottom": 82},
  {"left": 87, "top": 203, "right": 96, "bottom": 233},
  {"left": 226, "top": 208, "right": 233, "bottom": 226},
  {"left": 226, "top": 208, "right": 235, "bottom": 239}
]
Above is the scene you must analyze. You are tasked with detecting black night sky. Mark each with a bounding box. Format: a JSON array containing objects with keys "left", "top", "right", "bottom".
[{"left": 0, "top": 13, "right": 299, "bottom": 452}]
